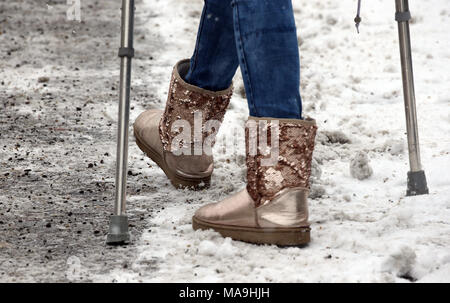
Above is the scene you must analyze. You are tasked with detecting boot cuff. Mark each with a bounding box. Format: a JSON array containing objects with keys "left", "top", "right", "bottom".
[
  {"left": 159, "top": 59, "right": 233, "bottom": 153},
  {"left": 174, "top": 59, "right": 233, "bottom": 96},
  {"left": 246, "top": 116, "right": 318, "bottom": 207}
]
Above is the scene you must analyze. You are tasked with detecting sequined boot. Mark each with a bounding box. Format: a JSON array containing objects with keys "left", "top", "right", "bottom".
[
  {"left": 193, "top": 116, "right": 317, "bottom": 245},
  {"left": 134, "top": 59, "right": 233, "bottom": 189}
]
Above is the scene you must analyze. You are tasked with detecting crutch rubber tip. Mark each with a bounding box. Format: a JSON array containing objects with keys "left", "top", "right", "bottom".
[
  {"left": 406, "top": 170, "right": 429, "bottom": 196},
  {"left": 106, "top": 215, "right": 131, "bottom": 245}
]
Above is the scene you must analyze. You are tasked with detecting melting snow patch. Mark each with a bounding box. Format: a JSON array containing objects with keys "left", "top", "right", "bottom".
[
  {"left": 381, "top": 246, "right": 417, "bottom": 281},
  {"left": 381, "top": 139, "right": 405, "bottom": 156}
]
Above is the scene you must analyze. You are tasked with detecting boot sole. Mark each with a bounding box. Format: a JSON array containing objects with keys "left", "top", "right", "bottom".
[
  {"left": 134, "top": 129, "right": 211, "bottom": 190},
  {"left": 192, "top": 216, "right": 310, "bottom": 246}
]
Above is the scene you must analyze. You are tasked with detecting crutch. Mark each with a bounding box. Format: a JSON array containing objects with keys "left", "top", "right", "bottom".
[
  {"left": 355, "top": 0, "right": 429, "bottom": 196},
  {"left": 106, "top": 0, "right": 135, "bottom": 245},
  {"left": 395, "top": 0, "right": 429, "bottom": 196}
]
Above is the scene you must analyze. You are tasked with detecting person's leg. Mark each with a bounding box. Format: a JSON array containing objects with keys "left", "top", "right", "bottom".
[
  {"left": 184, "top": 0, "right": 239, "bottom": 91},
  {"left": 193, "top": 1, "right": 318, "bottom": 246},
  {"left": 186, "top": 0, "right": 302, "bottom": 119},
  {"left": 232, "top": 0, "right": 302, "bottom": 119}
]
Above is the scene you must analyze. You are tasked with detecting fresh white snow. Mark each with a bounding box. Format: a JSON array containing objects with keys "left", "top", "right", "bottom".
[{"left": 94, "top": 0, "right": 450, "bottom": 282}]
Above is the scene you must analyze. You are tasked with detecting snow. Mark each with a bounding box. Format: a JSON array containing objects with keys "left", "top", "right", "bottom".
[
  {"left": 350, "top": 151, "right": 373, "bottom": 180},
  {"left": 90, "top": 0, "right": 450, "bottom": 283}
]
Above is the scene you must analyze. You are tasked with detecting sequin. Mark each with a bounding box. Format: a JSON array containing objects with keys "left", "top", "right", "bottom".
[
  {"left": 159, "top": 65, "right": 233, "bottom": 153},
  {"left": 246, "top": 118, "right": 317, "bottom": 207}
]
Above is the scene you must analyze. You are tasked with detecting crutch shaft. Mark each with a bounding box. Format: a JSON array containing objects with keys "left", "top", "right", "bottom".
[
  {"left": 114, "top": 0, "right": 135, "bottom": 215},
  {"left": 106, "top": 0, "right": 134, "bottom": 245},
  {"left": 395, "top": 0, "right": 429, "bottom": 196},
  {"left": 115, "top": 57, "right": 131, "bottom": 215},
  {"left": 395, "top": 0, "right": 421, "bottom": 172}
]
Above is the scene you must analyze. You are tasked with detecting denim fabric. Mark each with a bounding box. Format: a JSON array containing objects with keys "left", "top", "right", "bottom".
[{"left": 184, "top": 0, "right": 303, "bottom": 119}]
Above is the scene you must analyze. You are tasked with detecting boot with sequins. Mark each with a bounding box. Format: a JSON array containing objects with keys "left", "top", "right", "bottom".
[
  {"left": 134, "top": 59, "right": 233, "bottom": 189},
  {"left": 193, "top": 116, "right": 317, "bottom": 245}
]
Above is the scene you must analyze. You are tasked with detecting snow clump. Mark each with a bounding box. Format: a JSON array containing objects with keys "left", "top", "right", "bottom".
[{"left": 350, "top": 151, "right": 373, "bottom": 180}]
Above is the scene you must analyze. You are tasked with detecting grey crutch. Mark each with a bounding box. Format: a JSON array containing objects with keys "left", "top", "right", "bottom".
[
  {"left": 106, "top": 0, "right": 135, "bottom": 245},
  {"left": 355, "top": 0, "right": 429, "bottom": 196},
  {"left": 395, "top": 0, "right": 429, "bottom": 196}
]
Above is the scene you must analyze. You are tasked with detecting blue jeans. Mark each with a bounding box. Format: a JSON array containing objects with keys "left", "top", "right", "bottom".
[{"left": 184, "top": 0, "right": 302, "bottom": 119}]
